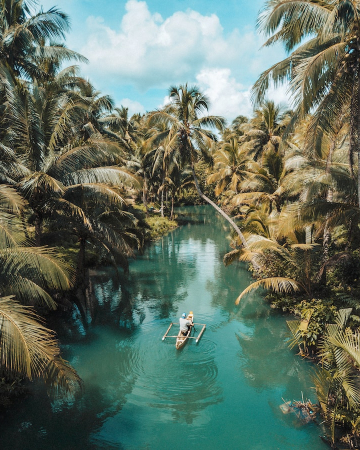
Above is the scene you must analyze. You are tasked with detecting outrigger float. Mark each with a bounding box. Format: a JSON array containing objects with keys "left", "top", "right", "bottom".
[{"left": 162, "top": 312, "right": 206, "bottom": 349}]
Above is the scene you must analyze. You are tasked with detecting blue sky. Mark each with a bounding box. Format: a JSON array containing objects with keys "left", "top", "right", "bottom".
[{"left": 39, "top": 0, "right": 288, "bottom": 122}]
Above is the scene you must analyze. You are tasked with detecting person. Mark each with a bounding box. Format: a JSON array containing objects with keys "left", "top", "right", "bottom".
[{"left": 179, "top": 312, "right": 192, "bottom": 336}]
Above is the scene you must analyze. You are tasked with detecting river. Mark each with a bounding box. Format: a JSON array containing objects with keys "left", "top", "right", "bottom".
[{"left": 1, "top": 206, "right": 327, "bottom": 449}]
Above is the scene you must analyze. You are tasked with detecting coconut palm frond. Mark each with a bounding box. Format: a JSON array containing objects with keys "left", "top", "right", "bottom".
[
  {"left": 21, "top": 172, "right": 65, "bottom": 199},
  {"left": 0, "top": 185, "right": 26, "bottom": 213},
  {"left": 0, "top": 296, "right": 81, "bottom": 393},
  {"left": 65, "top": 183, "right": 127, "bottom": 207},
  {"left": 63, "top": 166, "right": 141, "bottom": 188},
  {"left": 6, "top": 276, "right": 57, "bottom": 309},
  {"left": 235, "top": 277, "right": 301, "bottom": 304},
  {"left": 1, "top": 246, "right": 72, "bottom": 291}
]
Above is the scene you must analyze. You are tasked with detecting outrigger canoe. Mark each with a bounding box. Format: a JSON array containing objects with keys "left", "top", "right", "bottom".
[
  {"left": 162, "top": 312, "right": 206, "bottom": 349},
  {"left": 176, "top": 312, "right": 194, "bottom": 350}
]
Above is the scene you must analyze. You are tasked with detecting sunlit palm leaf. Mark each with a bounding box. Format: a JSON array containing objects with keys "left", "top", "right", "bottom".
[
  {"left": 235, "top": 277, "right": 301, "bottom": 304},
  {"left": 0, "top": 296, "right": 81, "bottom": 393}
]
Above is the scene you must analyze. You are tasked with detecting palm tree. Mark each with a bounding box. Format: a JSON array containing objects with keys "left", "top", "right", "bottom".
[
  {"left": 0, "top": 0, "right": 86, "bottom": 79},
  {"left": 231, "top": 115, "right": 249, "bottom": 137},
  {"left": 0, "top": 184, "right": 72, "bottom": 309},
  {"left": 252, "top": 0, "right": 360, "bottom": 205},
  {"left": 239, "top": 101, "right": 286, "bottom": 163},
  {"left": 207, "top": 138, "right": 257, "bottom": 197},
  {"left": 0, "top": 65, "right": 138, "bottom": 246},
  {"left": 229, "top": 145, "right": 284, "bottom": 214},
  {"left": 58, "top": 182, "right": 140, "bottom": 285},
  {"left": 148, "top": 84, "right": 252, "bottom": 248},
  {"left": 126, "top": 138, "right": 157, "bottom": 213},
  {"left": 312, "top": 309, "right": 360, "bottom": 447},
  {"left": 101, "top": 106, "right": 142, "bottom": 151},
  {"left": 0, "top": 295, "right": 81, "bottom": 394},
  {"left": 0, "top": 183, "right": 79, "bottom": 391},
  {"left": 229, "top": 206, "right": 323, "bottom": 304},
  {"left": 73, "top": 79, "right": 115, "bottom": 139},
  {"left": 162, "top": 166, "right": 193, "bottom": 220}
]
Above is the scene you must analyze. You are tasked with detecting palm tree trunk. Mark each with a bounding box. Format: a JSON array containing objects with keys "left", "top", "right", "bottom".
[
  {"left": 357, "top": 147, "right": 360, "bottom": 209},
  {"left": 350, "top": 82, "right": 356, "bottom": 181},
  {"left": 171, "top": 194, "right": 174, "bottom": 220},
  {"left": 161, "top": 190, "right": 164, "bottom": 217},
  {"left": 322, "top": 190, "right": 333, "bottom": 282},
  {"left": 352, "top": 69, "right": 360, "bottom": 206},
  {"left": 321, "top": 140, "right": 336, "bottom": 284},
  {"left": 190, "top": 165, "right": 248, "bottom": 248},
  {"left": 143, "top": 175, "right": 148, "bottom": 216},
  {"left": 161, "top": 174, "right": 164, "bottom": 217}
]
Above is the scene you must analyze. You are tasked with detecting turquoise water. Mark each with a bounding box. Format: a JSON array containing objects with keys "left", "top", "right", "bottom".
[{"left": 1, "top": 206, "right": 327, "bottom": 449}]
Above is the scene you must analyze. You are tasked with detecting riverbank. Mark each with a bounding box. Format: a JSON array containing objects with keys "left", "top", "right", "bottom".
[{"left": 144, "top": 215, "right": 178, "bottom": 240}]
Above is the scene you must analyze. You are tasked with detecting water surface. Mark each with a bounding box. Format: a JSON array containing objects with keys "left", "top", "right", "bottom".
[{"left": 1, "top": 206, "right": 327, "bottom": 449}]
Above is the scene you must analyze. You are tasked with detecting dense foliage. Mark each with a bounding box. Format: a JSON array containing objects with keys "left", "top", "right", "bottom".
[{"left": 3, "top": 0, "right": 360, "bottom": 447}]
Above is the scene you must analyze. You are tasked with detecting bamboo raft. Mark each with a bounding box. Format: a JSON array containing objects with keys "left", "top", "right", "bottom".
[{"left": 162, "top": 312, "right": 206, "bottom": 349}]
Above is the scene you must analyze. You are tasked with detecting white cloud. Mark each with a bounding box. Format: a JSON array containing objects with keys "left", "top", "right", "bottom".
[
  {"left": 159, "top": 69, "right": 293, "bottom": 123},
  {"left": 196, "top": 68, "right": 252, "bottom": 122},
  {"left": 81, "top": 0, "right": 282, "bottom": 91},
  {"left": 76, "top": 0, "right": 293, "bottom": 118},
  {"left": 119, "top": 98, "right": 146, "bottom": 115}
]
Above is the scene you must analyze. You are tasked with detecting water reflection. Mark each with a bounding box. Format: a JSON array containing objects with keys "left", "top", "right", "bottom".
[
  {"left": 236, "top": 302, "right": 316, "bottom": 404},
  {"left": 0, "top": 206, "right": 327, "bottom": 450},
  {"left": 0, "top": 329, "right": 140, "bottom": 449}
]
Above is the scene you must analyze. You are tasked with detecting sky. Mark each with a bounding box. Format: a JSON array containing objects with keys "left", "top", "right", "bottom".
[{"left": 39, "top": 0, "right": 289, "bottom": 123}]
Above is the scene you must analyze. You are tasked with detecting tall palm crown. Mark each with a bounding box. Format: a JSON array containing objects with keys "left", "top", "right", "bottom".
[
  {"left": 251, "top": 0, "right": 360, "bottom": 206},
  {"left": 0, "top": 0, "right": 84, "bottom": 79},
  {"left": 253, "top": 0, "right": 360, "bottom": 145},
  {"left": 148, "top": 84, "right": 255, "bottom": 250},
  {"left": 148, "top": 84, "right": 225, "bottom": 167},
  {"left": 240, "top": 101, "right": 285, "bottom": 161},
  {"left": 102, "top": 106, "right": 142, "bottom": 150},
  {"left": 207, "top": 138, "right": 256, "bottom": 196}
]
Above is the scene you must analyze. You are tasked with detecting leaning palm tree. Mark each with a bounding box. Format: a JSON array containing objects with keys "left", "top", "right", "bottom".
[{"left": 148, "top": 84, "right": 252, "bottom": 248}]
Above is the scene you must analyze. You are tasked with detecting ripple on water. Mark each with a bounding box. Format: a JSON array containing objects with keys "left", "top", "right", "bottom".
[{"left": 123, "top": 324, "right": 222, "bottom": 421}]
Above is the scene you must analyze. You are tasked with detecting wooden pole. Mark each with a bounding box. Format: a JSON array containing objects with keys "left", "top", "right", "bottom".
[
  {"left": 196, "top": 325, "right": 206, "bottom": 343},
  {"left": 162, "top": 323, "right": 173, "bottom": 340},
  {"left": 166, "top": 336, "right": 197, "bottom": 339}
]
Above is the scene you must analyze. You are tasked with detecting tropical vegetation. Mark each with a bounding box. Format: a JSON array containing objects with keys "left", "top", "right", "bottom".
[{"left": 3, "top": 0, "right": 360, "bottom": 447}]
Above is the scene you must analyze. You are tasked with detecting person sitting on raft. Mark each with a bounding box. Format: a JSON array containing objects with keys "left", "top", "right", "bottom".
[{"left": 179, "top": 312, "right": 192, "bottom": 336}]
